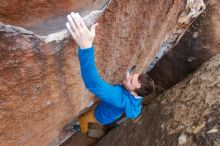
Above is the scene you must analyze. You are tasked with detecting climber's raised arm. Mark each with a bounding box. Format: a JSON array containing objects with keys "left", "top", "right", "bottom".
[
  {"left": 66, "top": 12, "right": 124, "bottom": 106},
  {"left": 65, "top": 12, "right": 155, "bottom": 129}
]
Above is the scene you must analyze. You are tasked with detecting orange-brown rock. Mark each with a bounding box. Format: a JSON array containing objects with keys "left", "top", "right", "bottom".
[
  {"left": 0, "top": 26, "right": 88, "bottom": 146},
  {"left": 0, "top": 0, "right": 205, "bottom": 146}
]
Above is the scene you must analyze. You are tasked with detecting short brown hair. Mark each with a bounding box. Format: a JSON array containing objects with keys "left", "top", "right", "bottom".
[{"left": 135, "top": 73, "right": 154, "bottom": 97}]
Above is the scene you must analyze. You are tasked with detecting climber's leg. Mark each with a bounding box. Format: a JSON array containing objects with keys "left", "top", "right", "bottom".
[{"left": 79, "top": 109, "right": 98, "bottom": 133}]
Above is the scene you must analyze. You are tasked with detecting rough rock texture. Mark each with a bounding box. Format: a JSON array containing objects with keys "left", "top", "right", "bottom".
[
  {"left": 0, "top": 26, "right": 88, "bottom": 146},
  {"left": 96, "top": 54, "right": 220, "bottom": 146},
  {"left": 149, "top": 0, "right": 220, "bottom": 89},
  {"left": 94, "top": 0, "right": 187, "bottom": 83},
  {"left": 0, "top": 0, "right": 205, "bottom": 146}
]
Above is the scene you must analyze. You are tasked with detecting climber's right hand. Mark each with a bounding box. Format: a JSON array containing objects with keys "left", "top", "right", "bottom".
[{"left": 66, "top": 12, "right": 98, "bottom": 49}]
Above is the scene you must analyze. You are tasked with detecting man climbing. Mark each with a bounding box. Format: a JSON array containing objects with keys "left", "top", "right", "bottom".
[{"left": 66, "top": 12, "right": 154, "bottom": 134}]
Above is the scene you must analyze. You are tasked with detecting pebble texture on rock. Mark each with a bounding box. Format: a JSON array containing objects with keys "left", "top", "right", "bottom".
[{"left": 96, "top": 54, "right": 220, "bottom": 146}]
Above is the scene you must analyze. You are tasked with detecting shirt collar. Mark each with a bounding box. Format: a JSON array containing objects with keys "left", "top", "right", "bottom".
[{"left": 134, "top": 96, "right": 143, "bottom": 99}]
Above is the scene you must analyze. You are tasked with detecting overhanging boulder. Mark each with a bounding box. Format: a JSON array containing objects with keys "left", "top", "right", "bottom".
[{"left": 0, "top": 0, "right": 206, "bottom": 145}]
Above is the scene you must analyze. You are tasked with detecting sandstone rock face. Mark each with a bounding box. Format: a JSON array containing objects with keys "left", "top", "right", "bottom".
[
  {"left": 96, "top": 54, "right": 220, "bottom": 146},
  {"left": 0, "top": 25, "right": 88, "bottom": 146},
  {"left": 0, "top": 0, "right": 205, "bottom": 146},
  {"left": 149, "top": 0, "right": 220, "bottom": 89}
]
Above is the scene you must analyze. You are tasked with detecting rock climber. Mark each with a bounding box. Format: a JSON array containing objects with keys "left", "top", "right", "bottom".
[{"left": 65, "top": 12, "right": 154, "bottom": 134}]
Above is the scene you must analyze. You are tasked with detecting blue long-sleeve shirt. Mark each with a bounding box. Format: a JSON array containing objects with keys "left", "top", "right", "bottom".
[{"left": 78, "top": 46, "right": 142, "bottom": 125}]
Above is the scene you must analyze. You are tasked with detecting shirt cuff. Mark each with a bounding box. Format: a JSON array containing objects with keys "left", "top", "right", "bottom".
[{"left": 78, "top": 45, "right": 94, "bottom": 50}]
